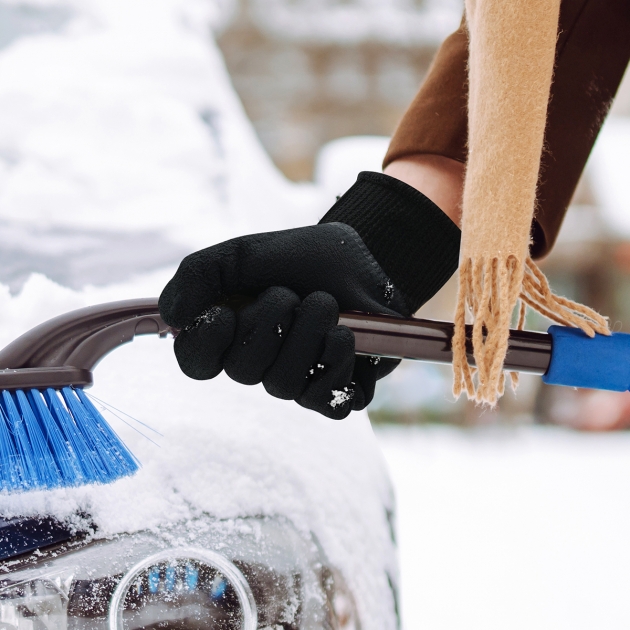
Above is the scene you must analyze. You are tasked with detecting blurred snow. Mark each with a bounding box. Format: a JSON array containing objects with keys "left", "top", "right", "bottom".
[
  {"left": 588, "top": 116, "right": 630, "bottom": 237},
  {"left": 0, "top": 220, "right": 185, "bottom": 291},
  {"left": 378, "top": 425, "right": 630, "bottom": 630},
  {"left": 370, "top": 361, "right": 453, "bottom": 413},
  {"left": 0, "top": 0, "right": 325, "bottom": 289},
  {"left": 0, "top": 3, "right": 72, "bottom": 50},
  {"left": 249, "top": 0, "right": 463, "bottom": 46},
  {"left": 314, "top": 135, "right": 390, "bottom": 210}
]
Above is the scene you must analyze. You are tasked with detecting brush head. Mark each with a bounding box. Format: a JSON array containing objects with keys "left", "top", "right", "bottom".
[
  {"left": 0, "top": 299, "right": 168, "bottom": 494},
  {"left": 0, "top": 386, "right": 139, "bottom": 493}
]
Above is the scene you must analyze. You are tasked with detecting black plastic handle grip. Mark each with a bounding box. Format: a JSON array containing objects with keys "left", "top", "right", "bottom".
[{"left": 0, "top": 297, "right": 552, "bottom": 390}]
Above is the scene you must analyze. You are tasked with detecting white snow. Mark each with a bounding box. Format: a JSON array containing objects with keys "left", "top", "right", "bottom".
[
  {"left": 0, "top": 0, "right": 324, "bottom": 249},
  {"left": 377, "top": 425, "right": 630, "bottom": 630},
  {"left": 0, "top": 1, "right": 396, "bottom": 627},
  {"left": 329, "top": 386, "right": 354, "bottom": 408},
  {"left": 587, "top": 116, "right": 630, "bottom": 237},
  {"left": 314, "top": 135, "right": 390, "bottom": 210}
]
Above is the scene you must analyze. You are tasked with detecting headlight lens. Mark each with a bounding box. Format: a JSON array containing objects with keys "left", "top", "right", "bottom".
[
  {"left": 0, "top": 516, "right": 359, "bottom": 629},
  {"left": 108, "top": 548, "right": 256, "bottom": 630},
  {"left": 0, "top": 570, "right": 74, "bottom": 630},
  {"left": 0, "top": 549, "right": 255, "bottom": 630}
]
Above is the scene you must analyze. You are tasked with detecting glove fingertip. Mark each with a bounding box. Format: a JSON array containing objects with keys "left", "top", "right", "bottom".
[
  {"left": 173, "top": 306, "right": 236, "bottom": 380},
  {"left": 351, "top": 383, "right": 369, "bottom": 411}
]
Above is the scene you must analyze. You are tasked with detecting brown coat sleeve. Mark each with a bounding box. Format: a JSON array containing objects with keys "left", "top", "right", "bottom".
[{"left": 384, "top": 0, "right": 630, "bottom": 259}]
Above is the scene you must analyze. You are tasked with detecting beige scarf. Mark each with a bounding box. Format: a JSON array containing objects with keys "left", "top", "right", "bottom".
[{"left": 453, "top": 0, "right": 610, "bottom": 404}]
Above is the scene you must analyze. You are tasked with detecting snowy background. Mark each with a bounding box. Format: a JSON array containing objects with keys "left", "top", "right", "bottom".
[{"left": 1, "top": 0, "right": 630, "bottom": 629}]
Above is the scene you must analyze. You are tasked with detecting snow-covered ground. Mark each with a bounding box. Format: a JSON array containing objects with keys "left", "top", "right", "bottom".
[{"left": 377, "top": 426, "right": 630, "bottom": 630}]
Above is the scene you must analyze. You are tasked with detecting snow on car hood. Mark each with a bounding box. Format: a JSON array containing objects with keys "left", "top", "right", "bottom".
[{"left": 0, "top": 0, "right": 397, "bottom": 627}]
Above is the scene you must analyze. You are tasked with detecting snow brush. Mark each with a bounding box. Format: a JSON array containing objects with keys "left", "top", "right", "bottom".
[
  {"left": 0, "top": 298, "right": 626, "bottom": 493},
  {"left": 0, "top": 299, "right": 169, "bottom": 493}
]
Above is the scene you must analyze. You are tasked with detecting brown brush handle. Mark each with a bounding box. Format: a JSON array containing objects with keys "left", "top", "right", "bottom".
[
  {"left": 339, "top": 311, "right": 551, "bottom": 374},
  {"left": 0, "top": 298, "right": 552, "bottom": 390},
  {"left": 0, "top": 298, "right": 168, "bottom": 372}
]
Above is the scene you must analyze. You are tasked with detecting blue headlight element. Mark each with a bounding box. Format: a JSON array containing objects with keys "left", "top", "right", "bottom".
[
  {"left": 185, "top": 563, "right": 199, "bottom": 590},
  {"left": 109, "top": 548, "right": 258, "bottom": 630},
  {"left": 148, "top": 567, "right": 159, "bottom": 594},
  {"left": 211, "top": 575, "right": 227, "bottom": 599},
  {"left": 165, "top": 565, "right": 176, "bottom": 592}
]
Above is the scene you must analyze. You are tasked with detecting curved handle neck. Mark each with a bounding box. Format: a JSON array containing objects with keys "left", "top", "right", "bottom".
[{"left": 0, "top": 298, "right": 167, "bottom": 372}]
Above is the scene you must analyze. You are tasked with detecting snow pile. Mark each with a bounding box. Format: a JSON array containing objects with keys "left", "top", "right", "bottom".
[
  {"left": 0, "top": 0, "right": 324, "bottom": 289},
  {"left": 0, "top": 1, "right": 396, "bottom": 627}
]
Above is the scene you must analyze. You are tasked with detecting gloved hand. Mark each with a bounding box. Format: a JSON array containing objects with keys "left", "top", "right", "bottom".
[{"left": 159, "top": 172, "right": 460, "bottom": 418}]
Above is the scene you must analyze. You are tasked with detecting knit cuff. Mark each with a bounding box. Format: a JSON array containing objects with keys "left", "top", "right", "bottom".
[{"left": 319, "top": 171, "right": 461, "bottom": 314}]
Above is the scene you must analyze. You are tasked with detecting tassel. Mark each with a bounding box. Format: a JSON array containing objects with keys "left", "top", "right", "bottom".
[{"left": 453, "top": 256, "right": 609, "bottom": 406}]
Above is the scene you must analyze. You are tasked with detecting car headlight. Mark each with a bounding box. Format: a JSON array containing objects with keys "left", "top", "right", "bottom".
[
  {"left": 0, "top": 516, "right": 359, "bottom": 629},
  {"left": 108, "top": 548, "right": 256, "bottom": 630},
  {"left": 1, "top": 548, "right": 255, "bottom": 630}
]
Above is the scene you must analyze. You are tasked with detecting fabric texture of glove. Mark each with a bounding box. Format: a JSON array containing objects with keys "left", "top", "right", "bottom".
[{"left": 160, "top": 172, "right": 460, "bottom": 419}]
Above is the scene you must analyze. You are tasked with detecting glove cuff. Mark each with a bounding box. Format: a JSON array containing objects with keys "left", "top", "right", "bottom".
[{"left": 319, "top": 171, "right": 461, "bottom": 314}]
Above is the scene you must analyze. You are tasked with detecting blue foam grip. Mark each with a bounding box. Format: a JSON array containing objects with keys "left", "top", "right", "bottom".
[{"left": 543, "top": 325, "right": 630, "bottom": 391}]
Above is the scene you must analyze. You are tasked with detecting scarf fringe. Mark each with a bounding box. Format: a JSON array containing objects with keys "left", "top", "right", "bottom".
[{"left": 452, "top": 256, "right": 610, "bottom": 406}]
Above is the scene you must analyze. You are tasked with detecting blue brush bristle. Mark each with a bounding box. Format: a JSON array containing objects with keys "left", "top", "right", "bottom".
[
  {"left": 0, "top": 403, "right": 21, "bottom": 489},
  {"left": 0, "top": 387, "right": 139, "bottom": 493}
]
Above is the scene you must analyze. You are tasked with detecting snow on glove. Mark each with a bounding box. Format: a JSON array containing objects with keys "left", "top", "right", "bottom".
[{"left": 159, "top": 171, "right": 461, "bottom": 419}]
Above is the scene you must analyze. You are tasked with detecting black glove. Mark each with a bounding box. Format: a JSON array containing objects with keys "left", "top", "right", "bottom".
[{"left": 159, "top": 172, "right": 460, "bottom": 418}]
